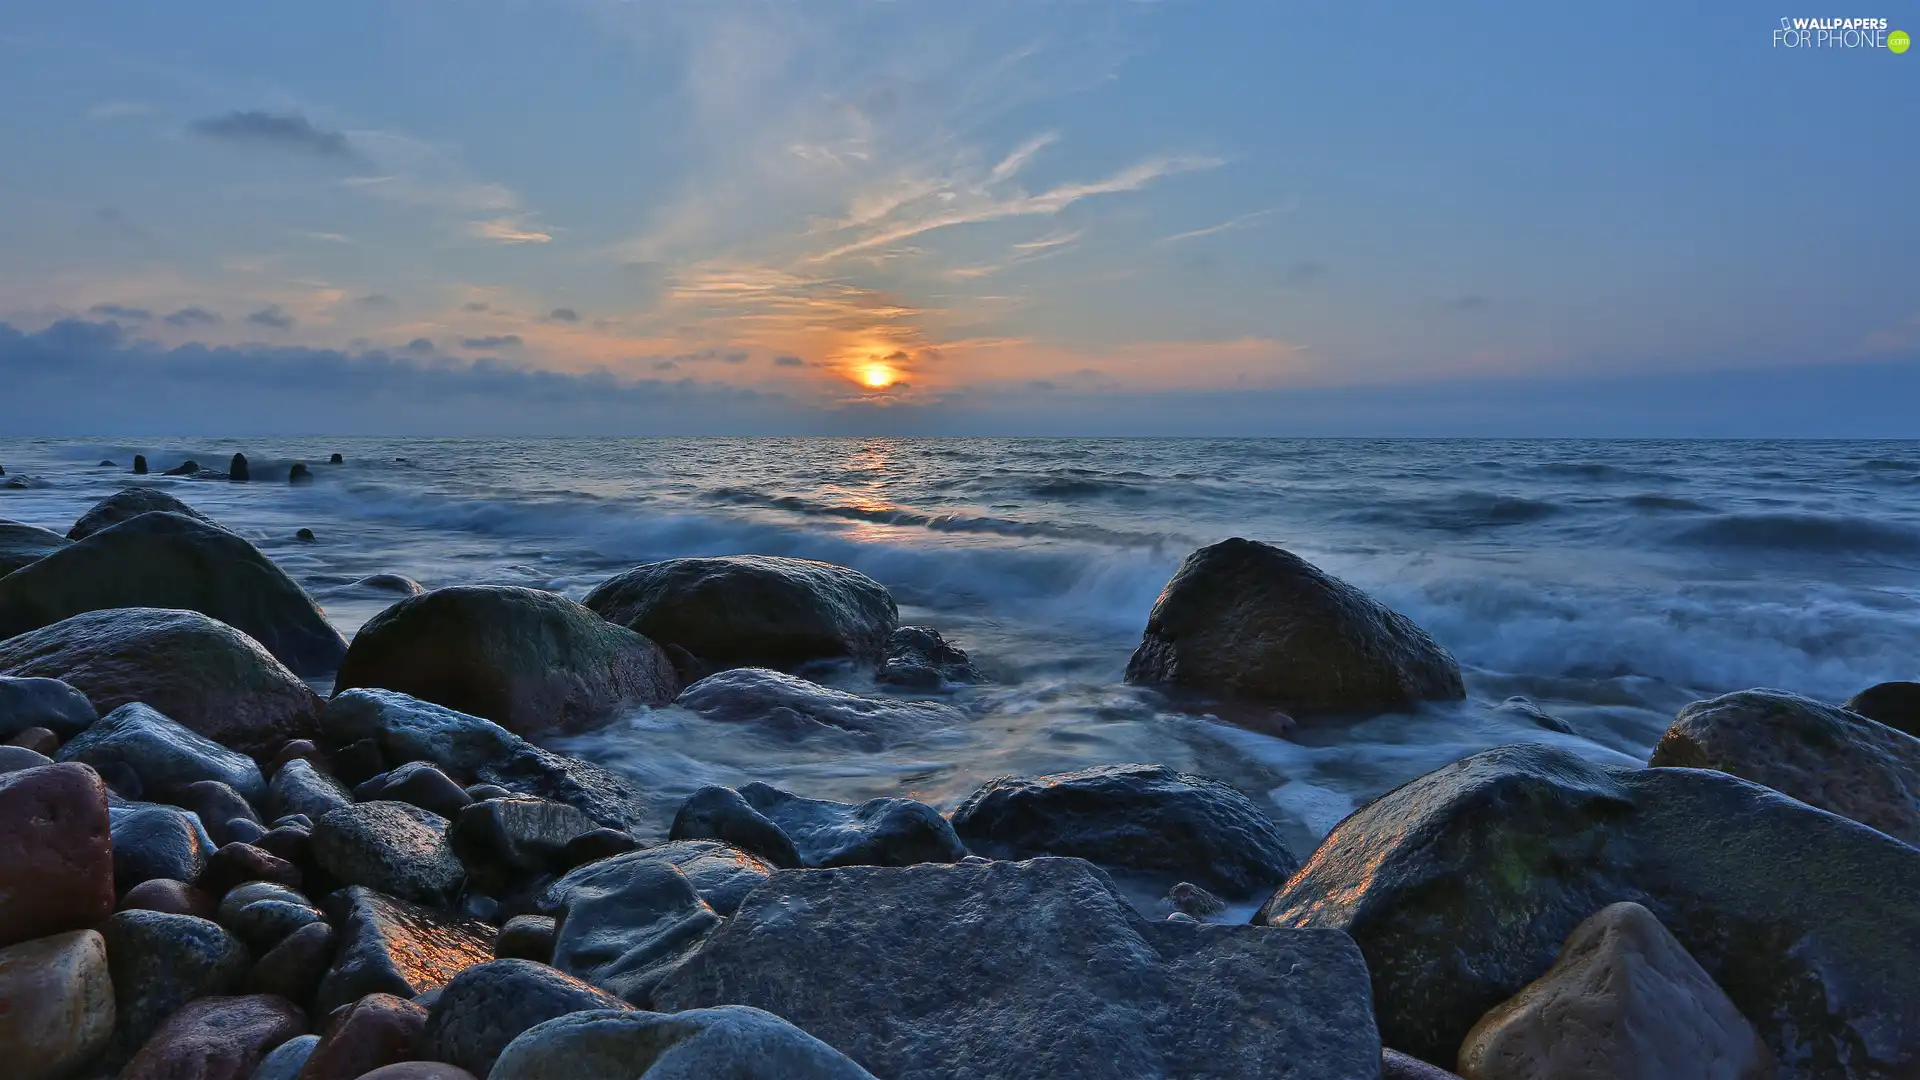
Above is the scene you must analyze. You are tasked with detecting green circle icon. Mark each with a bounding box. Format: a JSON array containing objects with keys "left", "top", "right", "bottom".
[{"left": 1893, "top": 29, "right": 1912, "bottom": 53}]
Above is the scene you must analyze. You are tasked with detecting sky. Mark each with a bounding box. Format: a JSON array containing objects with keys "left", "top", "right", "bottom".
[{"left": 1, "top": 1, "right": 1915, "bottom": 436}]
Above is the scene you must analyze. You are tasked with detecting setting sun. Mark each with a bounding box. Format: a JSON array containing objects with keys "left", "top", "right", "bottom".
[{"left": 859, "top": 363, "right": 897, "bottom": 389}]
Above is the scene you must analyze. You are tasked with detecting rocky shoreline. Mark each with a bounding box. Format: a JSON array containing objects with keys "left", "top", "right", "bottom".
[{"left": 1, "top": 479, "right": 1917, "bottom": 1079}]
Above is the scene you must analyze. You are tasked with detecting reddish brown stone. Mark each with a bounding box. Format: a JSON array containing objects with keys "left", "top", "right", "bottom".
[
  {"left": 295, "top": 992, "right": 427, "bottom": 1080},
  {"left": 0, "top": 762, "right": 113, "bottom": 947},
  {"left": 118, "top": 878, "right": 218, "bottom": 919},
  {"left": 200, "top": 841, "right": 303, "bottom": 895},
  {"left": 6, "top": 726, "right": 59, "bottom": 755},
  {"left": 119, "top": 993, "right": 306, "bottom": 1080}
]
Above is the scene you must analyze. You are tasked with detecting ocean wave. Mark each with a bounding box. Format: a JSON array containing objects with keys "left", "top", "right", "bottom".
[
  {"left": 1340, "top": 491, "right": 1563, "bottom": 532},
  {"left": 1622, "top": 493, "right": 1711, "bottom": 512},
  {"left": 703, "top": 486, "right": 1186, "bottom": 549},
  {"left": 1861, "top": 458, "right": 1919, "bottom": 471},
  {"left": 1673, "top": 513, "right": 1920, "bottom": 557}
]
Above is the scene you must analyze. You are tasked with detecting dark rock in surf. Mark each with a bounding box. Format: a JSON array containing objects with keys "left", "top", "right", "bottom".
[
  {"left": 66, "top": 486, "right": 217, "bottom": 540},
  {"left": 289, "top": 463, "right": 312, "bottom": 484},
  {"left": 98, "top": 909, "right": 251, "bottom": 1066},
  {"left": 653, "top": 857, "right": 1382, "bottom": 1080},
  {"left": 1842, "top": 681, "right": 1920, "bottom": 738},
  {"left": 296, "top": 527, "right": 315, "bottom": 541},
  {"left": 229, "top": 452, "right": 250, "bottom": 481},
  {"left": 0, "top": 608, "right": 322, "bottom": 754},
  {"left": 133, "top": 454, "right": 148, "bottom": 474},
  {"left": 1491, "top": 695, "right": 1574, "bottom": 734},
  {"left": 952, "top": 763, "right": 1299, "bottom": 898},
  {"left": 675, "top": 667, "right": 966, "bottom": 741},
  {"left": 0, "top": 520, "right": 70, "bottom": 579},
  {"left": 313, "top": 800, "right": 466, "bottom": 907},
  {"left": 162, "top": 460, "right": 201, "bottom": 476},
  {"left": 1124, "top": 537, "right": 1464, "bottom": 719},
  {"left": 874, "top": 625, "right": 984, "bottom": 689},
  {"left": 733, "top": 783, "right": 965, "bottom": 868},
  {"left": 0, "top": 673, "right": 96, "bottom": 739},
  {"left": 315, "top": 887, "right": 495, "bottom": 1015},
  {"left": 584, "top": 555, "right": 898, "bottom": 670},
  {"left": 334, "top": 586, "right": 677, "bottom": 737},
  {"left": 59, "top": 702, "right": 267, "bottom": 801},
  {"left": 110, "top": 803, "right": 214, "bottom": 892},
  {"left": 0, "top": 511, "right": 350, "bottom": 676},
  {"left": 1254, "top": 742, "right": 1920, "bottom": 1074},
  {"left": 357, "top": 761, "right": 472, "bottom": 819},
  {"left": 99, "top": 459, "right": 116, "bottom": 466},
  {"left": 329, "top": 453, "right": 344, "bottom": 465},
  {"left": 425, "top": 958, "right": 632, "bottom": 1076},
  {"left": 669, "top": 785, "right": 800, "bottom": 867},
  {"left": 1651, "top": 688, "right": 1920, "bottom": 845}
]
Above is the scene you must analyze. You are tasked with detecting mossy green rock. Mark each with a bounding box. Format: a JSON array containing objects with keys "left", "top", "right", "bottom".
[{"left": 1255, "top": 743, "right": 1920, "bottom": 1078}]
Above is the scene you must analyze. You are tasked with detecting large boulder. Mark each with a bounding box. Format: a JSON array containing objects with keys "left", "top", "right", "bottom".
[
  {"left": 545, "top": 858, "right": 725, "bottom": 1004},
  {"left": 0, "top": 520, "right": 69, "bottom": 579},
  {"left": 0, "top": 608, "right": 322, "bottom": 754},
  {"left": 0, "top": 762, "right": 115, "bottom": 947},
  {"left": 583, "top": 555, "right": 898, "bottom": 669},
  {"left": 873, "top": 625, "right": 983, "bottom": 689},
  {"left": 423, "top": 958, "right": 632, "bottom": 1076},
  {"left": 1841, "top": 681, "right": 1920, "bottom": 737},
  {"left": 951, "top": 763, "right": 1299, "bottom": 898},
  {"left": 674, "top": 667, "right": 966, "bottom": 741},
  {"left": 0, "top": 930, "right": 115, "bottom": 1080},
  {"left": 312, "top": 800, "right": 467, "bottom": 907},
  {"left": 333, "top": 586, "right": 677, "bottom": 736},
  {"left": 1651, "top": 688, "right": 1920, "bottom": 844},
  {"left": 1123, "top": 538, "right": 1464, "bottom": 718},
  {"left": 0, "top": 674, "right": 96, "bottom": 740},
  {"left": 1458, "top": 901, "right": 1772, "bottom": 1080},
  {"left": 323, "top": 688, "right": 521, "bottom": 777},
  {"left": 117, "top": 993, "right": 304, "bottom": 1080},
  {"left": 58, "top": 701, "right": 266, "bottom": 802},
  {"left": 655, "top": 858, "right": 1380, "bottom": 1080},
  {"left": 315, "top": 887, "right": 495, "bottom": 1015},
  {"left": 66, "top": 486, "right": 217, "bottom": 540},
  {"left": 0, "top": 511, "right": 348, "bottom": 675},
  {"left": 1254, "top": 743, "right": 1920, "bottom": 1077},
  {"left": 98, "top": 909, "right": 251, "bottom": 1066},
  {"left": 730, "top": 783, "right": 965, "bottom": 868},
  {"left": 490, "top": 1006, "right": 879, "bottom": 1080}
]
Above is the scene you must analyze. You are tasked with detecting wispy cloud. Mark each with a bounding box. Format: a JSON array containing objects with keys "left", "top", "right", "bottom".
[
  {"left": 460, "top": 334, "right": 524, "bottom": 349},
  {"left": 245, "top": 304, "right": 296, "bottom": 330},
  {"left": 164, "top": 306, "right": 221, "bottom": 327},
  {"left": 1156, "top": 200, "right": 1295, "bottom": 245},
  {"left": 466, "top": 218, "right": 552, "bottom": 244},
  {"left": 88, "top": 303, "right": 152, "bottom": 321},
  {"left": 189, "top": 111, "right": 355, "bottom": 159}
]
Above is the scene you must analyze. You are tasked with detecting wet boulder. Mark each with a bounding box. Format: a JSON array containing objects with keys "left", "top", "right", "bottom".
[
  {"left": 132, "top": 455, "right": 148, "bottom": 475},
  {"left": 584, "top": 555, "right": 898, "bottom": 670},
  {"left": 225, "top": 898, "right": 324, "bottom": 954},
  {"left": 289, "top": 463, "right": 312, "bottom": 484},
  {"left": 58, "top": 701, "right": 266, "bottom": 802},
  {"left": 668, "top": 785, "right": 800, "bottom": 867},
  {"left": 298, "top": 992, "right": 427, "bottom": 1080},
  {"left": 323, "top": 688, "right": 520, "bottom": 778},
  {"left": 0, "top": 520, "right": 69, "bottom": 579},
  {"left": 246, "top": 920, "right": 335, "bottom": 1004},
  {"left": 228, "top": 452, "right": 250, "bottom": 481},
  {"left": 66, "top": 487, "right": 216, "bottom": 540},
  {"left": 312, "top": 800, "right": 466, "bottom": 907},
  {"left": 1651, "top": 688, "right": 1920, "bottom": 845},
  {"left": 314, "top": 887, "right": 494, "bottom": 1014},
  {"left": 1124, "top": 537, "right": 1464, "bottom": 718},
  {"left": 118, "top": 993, "right": 304, "bottom": 1080},
  {"left": 334, "top": 586, "right": 677, "bottom": 737},
  {"left": 0, "top": 511, "right": 349, "bottom": 676},
  {"left": 0, "top": 607, "right": 323, "bottom": 755},
  {"left": 1841, "top": 681, "right": 1920, "bottom": 737},
  {"left": 1458, "top": 901, "right": 1773, "bottom": 1080},
  {"left": 98, "top": 909, "right": 251, "bottom": 1065},
  {"left": 110, "top": 803, "right": 214, "bottom": 892},
  {"left": 449, "top": 796, "right": 599, "bottom": 890},
  {"left": 732, "top": 782, "right": 964, "bottom": 868},
  {"left": 0, "top": 762, "right": 115, "bottom": 946},
  {"left": 0, "top": 930, "right": 116, "bottom": 1080},
  {"left": 494, "top": 915, "right": 557, "bottom": 962},
  {"left": 356, "top": 760, "right": 472, "bottom": 818},
  {"left": 267, "top": 757, "right": 353, "bottom": 821},
  {"left": 1254, "top": 742, "right": 1920, "bottom": 1076},
  {"left": 0, "top": 674, "right": 95, "bottom": 742},
  {"left": 874, "top": 625, "right": 984, "bottom": 689},
  {"left": 491, "top": 1006, "right": 878, "bottom": 1080},
  {"left": 655, "top": 857, "right": 1382, "bottom": 1080},
  {"left": 424, "top": 958, "right": 631, "bottom": 1076},
  {"left": 952, "top": 763, "right": 1299, "bottom": 898},
  {"left": 171, "top": 778, "right": 261, "bottom": 847},
  {"left": 675, "top": 667, "right": 966, "bottom": 740},
  {"left": 119, "top": 878, "right": 218, "bottom": 919},
  {"left": 472, "top": 743, "right": 656, "bottom": 836},
  {"left": 251, "top": 1034, "right": 318, "bottom": 1080}
]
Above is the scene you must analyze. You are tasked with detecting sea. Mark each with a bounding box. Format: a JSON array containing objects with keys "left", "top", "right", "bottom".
[{"left": 4, "top": 437, "right": 1919, "bottom": 868}]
